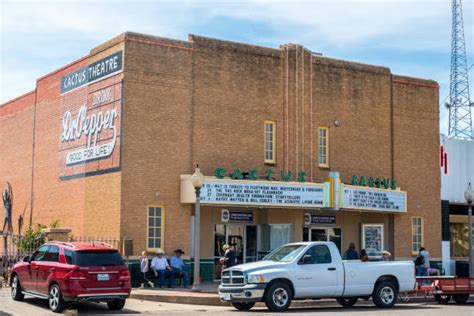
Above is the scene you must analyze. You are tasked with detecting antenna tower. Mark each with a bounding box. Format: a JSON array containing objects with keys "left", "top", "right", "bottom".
[{"left": 447, "top": 0, "right": 473, "bottom": 139}]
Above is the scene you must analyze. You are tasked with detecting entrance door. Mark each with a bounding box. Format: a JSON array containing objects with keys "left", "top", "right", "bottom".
[
  {"left": 303, "top": 227, "right": 342, "bottom": 254},
  {"left": 226, "top": 225, "right": 244, "bottom": 265},
  {"left": 213, "top": 224, "right": 258, "bottom": 280}
]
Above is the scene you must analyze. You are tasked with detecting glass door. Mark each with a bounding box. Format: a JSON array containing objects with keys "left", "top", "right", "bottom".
[
  {"left": 227, "top": 225, "right": 244, "bottom": 265},
  {"left": 245, "top": 226, "right": 257, "bottom": 262}
]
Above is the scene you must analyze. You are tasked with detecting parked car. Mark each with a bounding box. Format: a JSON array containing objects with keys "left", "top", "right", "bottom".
[
  {"left": 10, "top": 241, "right": 131, "bottom": 313},
  {"left": 219, "top": 241, "right": 416, "bottom": 311}
]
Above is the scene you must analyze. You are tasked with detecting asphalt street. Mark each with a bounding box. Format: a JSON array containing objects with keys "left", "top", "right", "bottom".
[{"left": 1, "top": 288, "right": 473, "bottom": 316}]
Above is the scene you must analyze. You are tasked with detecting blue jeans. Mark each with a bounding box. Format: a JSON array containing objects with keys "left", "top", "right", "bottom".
[
  {"left": 171, "top": 267, "right": 188, "bottom": 286},
  {"left": 416, "top": 266, "right": 428, "bottom": 276},
  {"left": 153, "top": 269, "right": 172, "bottom": 287}
]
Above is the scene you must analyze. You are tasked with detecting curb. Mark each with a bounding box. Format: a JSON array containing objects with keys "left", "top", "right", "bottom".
[
  {"left": 130, "top": 293, "right": 229, "bottom": 306},
  {"left": 130, "top": 292, "right": 438, "bottom": 307}
]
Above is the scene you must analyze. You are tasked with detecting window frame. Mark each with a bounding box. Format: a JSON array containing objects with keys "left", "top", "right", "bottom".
[
  {"left": 43, "top": 245, "right": 60, "bottom": 262},
  {"left": 147, "top": 205, "right": 165, "bottom": 252},
  {"left": 411, "top": 217, "right": 424, "bottom": 255},
  {"left": 264, "top": 120, "right": 276, "bottom": 164},
  {"left": 318, "top": 126, "right": 330, "bottom": 168}
]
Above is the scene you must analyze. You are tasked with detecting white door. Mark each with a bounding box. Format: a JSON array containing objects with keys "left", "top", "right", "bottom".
[{"left": 293, "top": 244, "right": 341, "bottom": 297}]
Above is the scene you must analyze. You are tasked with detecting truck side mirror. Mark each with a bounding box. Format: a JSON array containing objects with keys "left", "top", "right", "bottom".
[
  {"left": 300, "top": 255, "right": 313, "bottom": 265},
  {"left": 23, "top": 256, "right": 30, "bottom": 263}
]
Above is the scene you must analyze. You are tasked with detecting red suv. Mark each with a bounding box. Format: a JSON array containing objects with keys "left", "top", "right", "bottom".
[{"left": 10, "top": 241, "right": 131, "bottom": 313}]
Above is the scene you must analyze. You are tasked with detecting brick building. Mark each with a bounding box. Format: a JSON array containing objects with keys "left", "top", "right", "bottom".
[{"left": 0, "top": 32, "right": 441, "bottom": 280}]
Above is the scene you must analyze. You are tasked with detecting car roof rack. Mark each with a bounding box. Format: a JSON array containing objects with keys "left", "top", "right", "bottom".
[
  {"left": 88, "top": 241, "right": 114, "bottom": 248},
  {"left": 48, "top": 241, "right": 76, "bottom": 248}
]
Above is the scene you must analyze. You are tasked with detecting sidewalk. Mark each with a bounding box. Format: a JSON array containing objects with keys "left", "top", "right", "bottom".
[{"left": 130, "top": 282, "right": 227, "bottom": 306}]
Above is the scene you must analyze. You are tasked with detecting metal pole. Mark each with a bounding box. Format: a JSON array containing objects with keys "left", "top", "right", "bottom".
[
  {"left": 192, "top": 187, "right": 201, "bottom": 292},
  {"left": 468, "top": 202, "right": 473, "bottom": 278}
]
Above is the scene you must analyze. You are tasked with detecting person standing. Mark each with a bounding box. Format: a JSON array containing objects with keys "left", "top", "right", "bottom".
[
  {"left": 343, "top": 242, "right": 359, "bottom": 260},
  {"left": 140, "top": 250, "right": 154, "bottom": 288},
  {"left": 150, "top": 249, "right": 172, "bottom": 288},
  {"left": 220, "top": 244, "right": 236, "bottom": 270},
  {"left": 360, "top": 249, "right": 369, "bottom": 262},
  {"left": 170, "top": 249, "right": 189, "bottom": 287}
]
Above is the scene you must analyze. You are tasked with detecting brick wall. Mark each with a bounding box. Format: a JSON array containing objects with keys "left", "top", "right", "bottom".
[{"left": 1, "top": 32, "right": 441, "bottom": 259}]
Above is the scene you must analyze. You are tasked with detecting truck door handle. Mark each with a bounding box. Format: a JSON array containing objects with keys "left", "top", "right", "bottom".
[{"left": 328, "top": 267, "right": 336, "bottom": 271}]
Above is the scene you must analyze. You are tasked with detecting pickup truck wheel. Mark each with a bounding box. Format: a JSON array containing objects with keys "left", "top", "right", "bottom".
[
  {"left": 434, "top": 294, "right": 451, "bottom": 304},
  {"left": 264, "top": 282, "right": 292, "bottom": 311},
  {"left": 336, "top": 297, "right": 358, "bottom": 308},
  {"left": 48, "top": 284, "right": 66, "bottom": 313},
  {"left": 231, "top": 302, "right": 255, "bottom": 311},
  {"left": 452, "top": 294, "right": 469, "bottom": 304},
  {"left": 107, "top": 299, "right": 126, "bottom": 310},
  {"left": 372, "top": 281, "right": 397, "bottom": 308},
  {"left": 11, "top": 275, "right": 24, "bottom": 301}
]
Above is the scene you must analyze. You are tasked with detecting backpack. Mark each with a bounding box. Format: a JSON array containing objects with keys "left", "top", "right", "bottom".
[{"left": 415, "top": 255, "right": 424, "bottom": 266}]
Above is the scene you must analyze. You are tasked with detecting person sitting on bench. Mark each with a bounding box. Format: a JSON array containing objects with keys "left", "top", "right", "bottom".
[
  {"left": 150, "top": 249, "right": 172, "bottom": 288},
  {"left": 170, "top": 249, "right": 189, "bottom": 287}
]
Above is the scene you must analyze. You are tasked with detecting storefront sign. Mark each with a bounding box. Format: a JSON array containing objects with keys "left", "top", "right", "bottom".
[
  {"left": 221, "top": 209, "right": 254, "bottom": 223},
  {"left": 60, "top": 51, "right": 123, "bottom": 94},
  {"left": 341, "top": 185, "right": 406, "bottom": 213},
  {"left": 200, "top": 179, "right": 325, "bottom": 208},
  {"left": 304, "top": 213, "right": 336, "bottom": 225},
  {"left": 59, "top": 74, "right": 122, "bottom": 180},
  {"left": 351, "top": 175, "right": 397, "bottom": 190}
]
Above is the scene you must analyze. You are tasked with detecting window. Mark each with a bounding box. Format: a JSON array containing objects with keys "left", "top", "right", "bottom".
[
  {"left": 450, "top": 223, "right": 468, "bottom": 257},
  {"left": 147, "top": 206, "right": 164, "bottom": 250},
  {"left": 75, "top": 251, "right": 123, "bottom": 266},
  {"left": 300, "top": 245, "right": 332, "bottom": 264},
  {"left": 43, "top": 245, "right": 59, "bottom": 262},
  {"left": 64, "top": 249, "right": 75, "bottom": 264},
  {"left": 412, "top": 217, "right": 423, "bottom": 254},
  {"left": 264, "top": 121, "right": 276, "bottom": 164},
  {"left": 31, "top": 245, "right": 49, "bottom": 262},
  {"left": 318, "top": 127, "right": 329, "bottom": 168}
]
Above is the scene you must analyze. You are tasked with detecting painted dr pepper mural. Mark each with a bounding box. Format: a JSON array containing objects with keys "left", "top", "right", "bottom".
[{"left": 59, "top": 51, "right": 123, "bottom": 180}]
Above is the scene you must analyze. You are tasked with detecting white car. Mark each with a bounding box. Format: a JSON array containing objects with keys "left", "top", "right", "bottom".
[{"left": 219, "top": 241, "right": 415, "bottom": 311}]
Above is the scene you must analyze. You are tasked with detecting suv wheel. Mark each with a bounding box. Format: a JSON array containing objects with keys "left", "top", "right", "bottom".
[
  {"left": 231, "top": 302, "right": 255, "bottom": 311},
  {"left": 336, "top": 297, "right": 358, "bottom": 307},
  {"left": 49, "top": 284, "right": 66, "bottom": 313},
  {"left": 107, "top": 299, "right": 126, "bottom": 310},
  {"left": 11, "top": 275, "right": 24, "bottom": 301},
  {"left": 372, "top": 281, "right": 397, "bottom": 308},
  {"left": 264, "top": 282, "right": 292, "bottom": 311}
]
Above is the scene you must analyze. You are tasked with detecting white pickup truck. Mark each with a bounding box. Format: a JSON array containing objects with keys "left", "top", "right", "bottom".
[{"left": 218, "top": 241, "right": 415, "bottom": 311}]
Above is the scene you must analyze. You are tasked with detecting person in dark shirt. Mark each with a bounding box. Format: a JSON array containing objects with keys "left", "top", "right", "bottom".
[
  {"left": 360, "top": 249, "right": 369, "bottom": 262},
  {"left": 343, "top": 242, "right": 359, "bottom": 260},
  {"left": 222, "top": 244, "right": 236, "bottom": 269}
]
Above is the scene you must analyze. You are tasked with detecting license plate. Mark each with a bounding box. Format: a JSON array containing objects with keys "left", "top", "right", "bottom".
[
  {"left": 97, "top": 273, "right": 109, "bottom": 281},
  {"left": 220, "top": 293, "right": 231, "bottom": 301}
]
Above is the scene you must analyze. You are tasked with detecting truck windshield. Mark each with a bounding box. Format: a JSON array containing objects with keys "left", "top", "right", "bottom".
[{"left": 263, "top": 245, "right": 306, "bottom": 262}]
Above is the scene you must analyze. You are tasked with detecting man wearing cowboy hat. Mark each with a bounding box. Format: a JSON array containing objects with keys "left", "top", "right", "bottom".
[
  {"left": 170, "top": 249, "right": 189, "bottom": 287},
  {"left": 150, "top": 249, "right": 172, "bottom": 288}
]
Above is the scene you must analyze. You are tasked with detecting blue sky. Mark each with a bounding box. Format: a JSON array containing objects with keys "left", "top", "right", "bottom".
[{"left": 1, "top": 0, "right": 473, "bottom": 134}]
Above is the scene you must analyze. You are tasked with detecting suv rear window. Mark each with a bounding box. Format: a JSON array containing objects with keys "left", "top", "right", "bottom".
[{"left": 73, "top": 251, "right": 124, "bottom": 266}]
